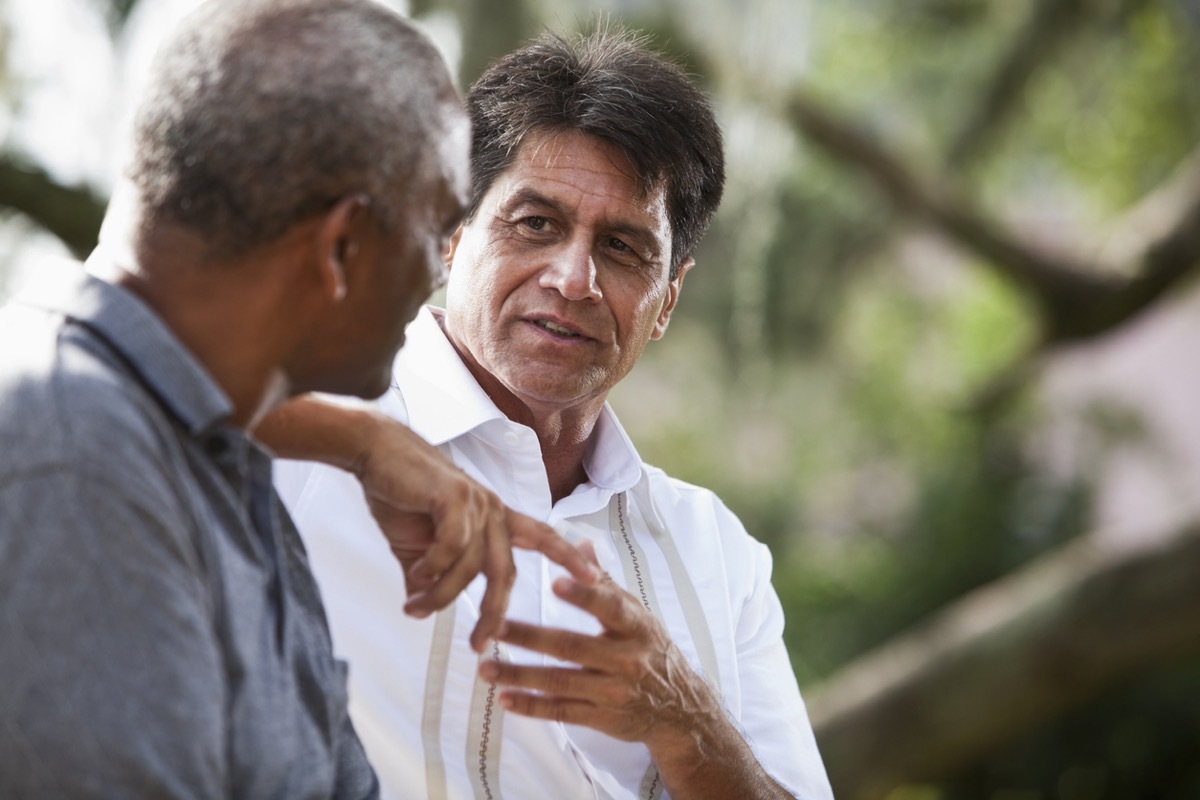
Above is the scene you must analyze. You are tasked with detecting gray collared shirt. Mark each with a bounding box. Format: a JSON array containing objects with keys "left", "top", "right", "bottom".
[{"left": 0, "top": 261, "right": 378, "bottom": 799}]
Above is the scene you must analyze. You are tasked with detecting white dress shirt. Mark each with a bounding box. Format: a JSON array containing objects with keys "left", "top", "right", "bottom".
[{"left": 275, "top": 307, "right": 832, "bottom": 800}]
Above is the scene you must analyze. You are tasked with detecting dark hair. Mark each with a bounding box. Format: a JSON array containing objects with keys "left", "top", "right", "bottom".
[
  {"left": 127, "top": 0, "right": 455, "bottom": 257},
  {"left": 466, "top": 24, "right": 725, "bottom": 278}
]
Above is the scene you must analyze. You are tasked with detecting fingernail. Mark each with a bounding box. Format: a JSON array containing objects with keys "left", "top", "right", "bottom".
[
  {"left": 479, "top": 661, "right": 499, "bottom": 681},
  {"left": 405, "top": 604, "right": 431, "bottom": 619}
]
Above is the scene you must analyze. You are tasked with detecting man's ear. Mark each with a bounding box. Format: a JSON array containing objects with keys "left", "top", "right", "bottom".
[
  {"left": 316, "top": 194, "right": 371, "bottom": 303},
  {"left": 443, "top": 223, "right": 465, "bottom": 272},
  {"left": 651, "top": 258, "right": 694, "bottom": 340}
]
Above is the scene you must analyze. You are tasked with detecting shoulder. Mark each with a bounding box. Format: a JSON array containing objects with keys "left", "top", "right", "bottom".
[
  {"left": 0, "top": 304, "right": 180, "bottom": 485},
  {"left": 638, "top": 462, "right": 772, "bottom": 583},
  {"left": 640, "top": 462, "right": 750, "bottom": 537}
]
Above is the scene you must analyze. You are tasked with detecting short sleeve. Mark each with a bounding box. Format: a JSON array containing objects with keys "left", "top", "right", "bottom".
[{"left": 734, "top": 539, "right": 835, "bottom": 800}]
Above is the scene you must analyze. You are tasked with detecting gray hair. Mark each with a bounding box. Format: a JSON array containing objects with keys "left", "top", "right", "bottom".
[{"left": 127, "top": 0, "right": 455, "bottom": 257}]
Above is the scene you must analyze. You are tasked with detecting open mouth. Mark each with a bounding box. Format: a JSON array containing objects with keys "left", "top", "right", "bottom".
[{"left": 532, "top": 319, "right": 584, "bottom": 338}]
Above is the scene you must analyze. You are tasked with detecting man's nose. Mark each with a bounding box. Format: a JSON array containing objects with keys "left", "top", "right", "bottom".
[{"left": 540, "top": 240, "right": 601, "bottom": 302}]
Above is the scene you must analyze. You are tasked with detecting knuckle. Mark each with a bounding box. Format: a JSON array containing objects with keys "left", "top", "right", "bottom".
[
  {"left": 503, "top": 692, "right": 528, "bottom": 714},
  {"left": 608, "top": 594, "right": 638, "bottom": 627},
  {"left": 499, "top": 571, "right": 517, "bottom": 591},
  {"left": 547, "top": 669, "right": 574, "bottom": 695}
]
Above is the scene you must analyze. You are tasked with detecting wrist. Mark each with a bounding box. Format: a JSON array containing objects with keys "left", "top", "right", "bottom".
[
  {"left": 644, "top": 702, "right": 726, "bottom": 773},
  {"left": 345, "top": 407, "right": 386, "bottom": 480}
]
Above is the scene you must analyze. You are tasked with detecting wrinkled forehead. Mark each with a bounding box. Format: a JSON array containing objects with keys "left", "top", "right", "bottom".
[{"left": 514, "top": 128, "right": 660, "bottom": 199}]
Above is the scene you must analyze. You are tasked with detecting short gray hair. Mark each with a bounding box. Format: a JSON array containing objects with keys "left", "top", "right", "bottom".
[{"left": 128, "top": 0, "right": 455, "bottom": 257}]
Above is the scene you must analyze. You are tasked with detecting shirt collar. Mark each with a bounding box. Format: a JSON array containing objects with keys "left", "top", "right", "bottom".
[
  {"left": 15, "top": 250, "right": 233, "bottom": 437},
  {"left": 393, "top": 306, "right": 643, "bottom": 492}
]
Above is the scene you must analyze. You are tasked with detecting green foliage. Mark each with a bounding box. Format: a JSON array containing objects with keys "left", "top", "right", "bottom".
[
  {"left": 614, "top": 0, "right": 1200, "bottom": 795},
  {"left": 981, "top": 1, "right": 1200, "bottom": 214},
  {"left": 616, "top": 249, "right": 1087, "bottom": 682}
]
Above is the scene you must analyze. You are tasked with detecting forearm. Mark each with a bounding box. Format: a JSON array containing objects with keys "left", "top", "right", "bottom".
[
  {"left": 650, "top": 710, "right": 795, "bottom": 800},
  {"left": 254, "top": 394, "right": 380, "bottom": 475}
]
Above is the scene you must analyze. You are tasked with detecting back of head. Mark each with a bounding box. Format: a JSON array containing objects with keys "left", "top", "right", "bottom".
[
  {"left": 128, "top": 0, "right": 456, "bottom": 259},
  {"left": 466, "top": 23, "right": 726, "bottom": 278}
]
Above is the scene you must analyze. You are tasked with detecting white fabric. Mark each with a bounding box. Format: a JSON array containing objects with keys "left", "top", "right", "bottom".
[{"left": 275, "top": 307, "right": 833, "bottom": 800}]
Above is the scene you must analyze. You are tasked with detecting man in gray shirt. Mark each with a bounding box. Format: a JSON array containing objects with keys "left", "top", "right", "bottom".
[{"left": 0, "top": 0, "right": 591, "bottom": 796}]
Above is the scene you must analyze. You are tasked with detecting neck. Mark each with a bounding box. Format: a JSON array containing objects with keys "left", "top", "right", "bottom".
[
  {"left": 530, "top": 411, "right": 596, "bottom": 504},
  {"left": 491, "top": 383, "right": 601, "bottom": 505},
  {"left": 116, "top": 229, "right": 297, "bottom": 429},
  {"left": 448, "top": 340, "right": 602, "bottom": 504}
]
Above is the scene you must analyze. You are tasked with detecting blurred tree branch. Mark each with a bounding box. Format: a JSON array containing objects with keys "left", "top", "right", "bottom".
[
  {"left": 419, "top": 0, "right": 539, "bottom": 87},
  {"left": 0, "top": 157, "right": 106, "bottom": 259},
  {"left": 103, "top": 0, "right": 141, "bottom": 33},
  {"left": 948, "top": 0, "right": 1095, "bottom": 169},
  {"left": 782, "top": 90, "right": 1200, "bottom": 348},
  {"left": 808, "top": 519, "right": 1200, "bottom": 800}
]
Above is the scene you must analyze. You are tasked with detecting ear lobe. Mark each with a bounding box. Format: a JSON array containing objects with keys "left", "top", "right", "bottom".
[
  {"left": 651, "top": 258, "right": 693, "bottom": 340},
  {"left": 443, "top": 224, "right": 464, "bottom": 272},
  {"left": 318, "top": 194, "right": 371, "bottom": 303}
]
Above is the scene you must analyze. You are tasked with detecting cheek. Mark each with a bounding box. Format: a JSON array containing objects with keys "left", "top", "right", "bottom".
[{"left": 626, "top": 290, "right": 668, "bottom": 332}]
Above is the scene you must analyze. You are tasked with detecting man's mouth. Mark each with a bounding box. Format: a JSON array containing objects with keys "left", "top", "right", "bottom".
[{"left": 532, "top": 319, "right": 583, "bottom": 338}]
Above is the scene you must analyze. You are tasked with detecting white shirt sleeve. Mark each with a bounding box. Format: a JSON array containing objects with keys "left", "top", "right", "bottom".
[{"left": 731, "top": 536, "right": 834, "bottom": 800}]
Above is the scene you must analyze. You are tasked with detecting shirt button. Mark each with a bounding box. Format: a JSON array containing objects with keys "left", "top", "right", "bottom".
[{"left": 503, "top": 430, "right": 521, "bottom": 447}]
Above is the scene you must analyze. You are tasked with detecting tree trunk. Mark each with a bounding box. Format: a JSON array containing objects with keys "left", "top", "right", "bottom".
[{"left": 807, "top": 519, "right": 1200, "bottom": 800}]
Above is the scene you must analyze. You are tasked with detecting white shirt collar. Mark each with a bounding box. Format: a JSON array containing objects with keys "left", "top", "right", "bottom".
[{"left": 392, "top": 306, "right": 643, "bottom": 493}]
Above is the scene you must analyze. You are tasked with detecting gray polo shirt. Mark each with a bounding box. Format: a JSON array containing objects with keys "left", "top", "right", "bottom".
[{"left": 0, "top": 262, "right": 378, "bottom": 799}]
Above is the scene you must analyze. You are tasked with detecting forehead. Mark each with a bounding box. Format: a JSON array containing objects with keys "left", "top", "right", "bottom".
[{"left": 492, "top": 129, "right": 668, "bottom": 227}]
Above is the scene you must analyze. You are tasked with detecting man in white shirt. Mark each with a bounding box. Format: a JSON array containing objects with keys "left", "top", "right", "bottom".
[{"left": 267, "top": 25, "right": 832, "bottom": 800}]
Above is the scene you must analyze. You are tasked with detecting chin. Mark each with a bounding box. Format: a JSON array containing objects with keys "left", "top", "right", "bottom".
[
  {"left": 346, "top": 367, "right": 393, "bottom": 400},
  {"left": 293, "top": 361, "right": 393, "bottom": 401}
]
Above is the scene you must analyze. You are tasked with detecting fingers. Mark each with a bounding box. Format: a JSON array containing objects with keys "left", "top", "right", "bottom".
[
  {"left": 401, "top": 487, "right": 490, "bottom": 616},
  {"left": 577, "top": 538, "right": 601, "bottom": 569},
  {"left": 404, "top": 480, "right": 476, "bottom": 583},
  {"left": 478, "top": 660, "right": 613, "bottom": 701},
  {"left": 550, "top": 572, "right": 644, "bottom": 635},
  {"left": 495, "top": 692, "right": 606, "bottom": 730},
  {"left": 507, "top": 510, "right": 599, "bottom": 585},
  {"left": 402, "top": 532, "right": 483, "bottom": 618},
  {"left": 469, "top": 506, "right": 517, "bottom": 653},
  {"left": 477, "top": 661, "right": 619, "bottom": 731},
  {"left": 495, "top": 619, "right": 614, "bottom": 669}
]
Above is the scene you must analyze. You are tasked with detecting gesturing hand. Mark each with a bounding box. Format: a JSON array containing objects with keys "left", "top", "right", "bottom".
[
  {"left": 478, "top": 543, "right": 723, "bottom": 752},
  {"left": 257, "top": 395, "right": 597, "bottom": 652},
  {"left": 353, "top": 417, "right": 598, "bottom": 653},
  {"left": 478, "top": 543, "right": 795, "bottom": 799}
]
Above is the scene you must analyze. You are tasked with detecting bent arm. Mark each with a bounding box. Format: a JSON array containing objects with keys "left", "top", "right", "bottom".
[
  {"left": 255, "top": 394, "right": 391, "bottom": 475},
  {"left": 257, "top": 395, "right": 597, "bottom": 651}
]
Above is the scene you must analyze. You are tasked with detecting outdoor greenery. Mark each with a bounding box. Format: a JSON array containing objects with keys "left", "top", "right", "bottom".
[{"left": 3, "top": 1, "right": 1199, "bottom": 798}]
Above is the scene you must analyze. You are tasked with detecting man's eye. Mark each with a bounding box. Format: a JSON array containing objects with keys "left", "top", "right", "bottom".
[
  {"left": 523, "top": 216, "right": 548, "bottom": 231},
  {"left": 607, "top": 237, "right": 635, "bottom": 255}
]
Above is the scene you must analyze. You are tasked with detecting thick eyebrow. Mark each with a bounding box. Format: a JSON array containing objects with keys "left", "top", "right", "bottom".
[
  {"left": 498, "top": 187, "right": 664, "bottom": 260},
  {"left": 497, "top": 187, "right": 568, "bottom": 219}
]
